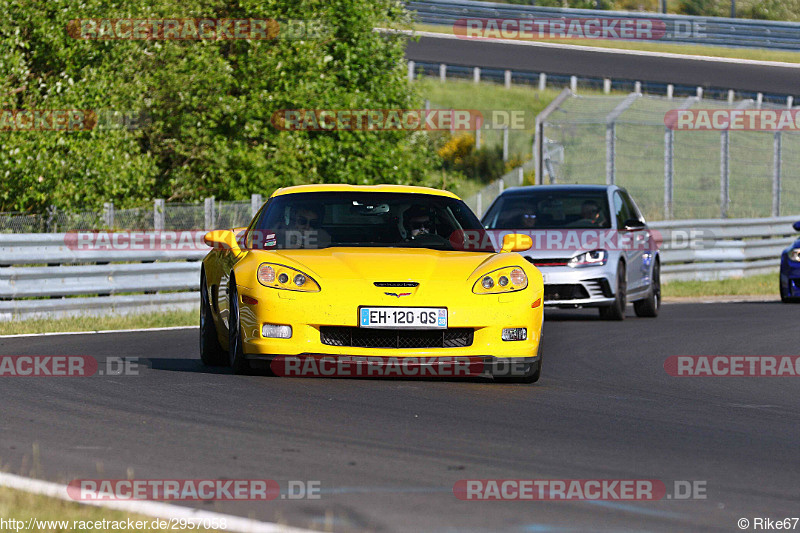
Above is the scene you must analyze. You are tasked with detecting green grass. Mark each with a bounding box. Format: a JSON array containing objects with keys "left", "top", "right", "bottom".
[
  {"left": 662, "top": 272, "right": 777, "bottom": 297},
  {"left": 413, "top": 23, "right": 800, "bottom": 64},
  {"left": 0, "top": 309, "right": 197, "bottom": 336}
]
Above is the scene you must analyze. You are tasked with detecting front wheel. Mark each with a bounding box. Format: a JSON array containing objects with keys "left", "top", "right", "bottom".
[
  {"left": 599, "top": 262, "right": 626, "bottom": 321},
  {"left": 228, "top": 280, "right": 252, "bottom": 375},
  {"left": 634, "top": 260, "right": 661, "bottom": 317},
  {"left": 200, "top": 270, "right": 228, "bottom": 366}
]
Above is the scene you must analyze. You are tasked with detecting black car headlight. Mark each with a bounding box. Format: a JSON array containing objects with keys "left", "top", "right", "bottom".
[
  {"left": 473, "top": 267, "right": 528, "bottom": 294},
  {"left": 257, "top": 263, "right": 320, "bottom": 292},
  {"left": 789, "top": 249, "right": 800, "bottom": 262},
  {"left": 568, "top": 250, "right": 607, "bottom": 268}
]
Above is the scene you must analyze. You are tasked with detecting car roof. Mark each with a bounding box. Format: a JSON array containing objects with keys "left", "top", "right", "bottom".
[
  {"left": 271, "top": 184, "right": 460, "bottom": 199},
  {"left": 499, "top": 184, "right": 614, "bottom": 195}
]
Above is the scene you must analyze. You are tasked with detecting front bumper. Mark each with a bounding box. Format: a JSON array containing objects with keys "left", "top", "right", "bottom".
[
  {"left": 535, "top": 265, "right": 616, "bottom": 307},
  {"left": 780, "top": 258, "right": 800, "bottom": 298},
  {"left": 235, "top": 282, "right": 543, "bottom": 359}
]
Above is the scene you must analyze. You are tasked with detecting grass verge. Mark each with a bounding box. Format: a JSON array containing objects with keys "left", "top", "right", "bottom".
[
  {"left": 413, "top": 23, "right": 800, "bottom": 64},
  {"left": 662, "top": 272, "right": 777, "bottom": 297},
  {"left": 0, "top": 486, "right": 222, "bottom": 532},
  {"left": 0, "top": 309, "right": 198, "bottom": 336}
]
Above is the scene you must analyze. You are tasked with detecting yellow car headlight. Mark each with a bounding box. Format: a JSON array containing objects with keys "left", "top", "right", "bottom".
[
  {"left": 257, "top": 263, "right": 320, "bottom": 292},
  {"left": 472, "top": 266, "right": 528, "bottom": 294}
]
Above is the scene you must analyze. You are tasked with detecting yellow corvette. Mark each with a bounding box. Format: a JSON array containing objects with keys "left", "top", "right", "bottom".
[{"left": 200, "top": 184, "right": 544, "bottom": 382}]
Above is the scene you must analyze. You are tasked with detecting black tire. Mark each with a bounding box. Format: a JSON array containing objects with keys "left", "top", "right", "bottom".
[
  {"left": 781, "top": 282, "right": 798, "bottom": 303},
  {"left": 599, "top": 262, "right": 626, "bottom": 321},
  {"left": 634, "top": 259, "right": 661, "bottom": 317},
  {"left": 228, "top": 280, "right": 252, "bottom": 375},
  {"left": 200, "top": 270, "right": 228, "bottom": 366}
]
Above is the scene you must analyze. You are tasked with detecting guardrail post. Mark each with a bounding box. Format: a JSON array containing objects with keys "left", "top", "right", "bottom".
[
  {"left": 204, "top": 197, "right": 215, "bottom": 230},
  {"left": 538, "top": 73, "right": 546, "bottom": 91},
  {"left": 664, "top": 128, "right": 674, "bottom": 220},
  {"left": 720, "top": 131, "right": 730, "bottom": 218},
  {"left": 603, "top": 78, "right": 611, "bottom": 94},
  {"left": 518, "top": 166, "right": 524, "bottom": 186},
  {"left": 606, "top": 123, "right": 615, "bottom": 185},
  {"left": 103, "top": 202, "right": 115, "bottom": 229},
  {"left": 154, "top": 199, "right": 165, "bottom": 231},
  {"left": 502, "top": 126, "right": 509, "bottom": 162},
  {"left": 475, "top": 116, "right": 482, "bottom": 149},
  {"left": 476, "top": 192, "right": 482, "bottom": 218},
  {"left": 407, "top": 60, "right": 415, "bottom": 82},
  {"left": 727, "top": 90, "right": 735, "bottom": 104},
  {"left": 499, "top": 178, "right": 504, "bottom": 194},
  {"left": 634, "top": 81, "right": 641, "bottom": 94},
  {"left": 570, "top": 76, "right": 577, "bottom": 93},
  {"left": 756, "top": 93, "right": 763, "bottom": 108},
  {"left": 773, "top": 132, "right": 782, "bottom": 216},
  {"left": 667, "top": 84, "right": 673, "bottom": 99},
  {"left": 473, "top": 67, "right": 480, "bottom": 83},
  {"left": 696, "top": 87, "right": 703, "bottom": 99},
  {"left": 251, "top": 193, "right": 263, "bottom": 217},
  {"left": 439, "top": 63, "right": 446, "bottom": 82},
  {"left": 504, "top": 70, "right": 511, "bottom": 89},
  {"left": 788, "top": 96, "right": 794, "bottom": 108}
]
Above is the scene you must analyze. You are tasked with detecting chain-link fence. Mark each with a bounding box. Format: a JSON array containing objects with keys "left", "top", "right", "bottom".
[
  {"left": 0, "top": 197, "right": 260, "bottom": 233},
  {"left": 537, "top": 92, "right": 800, "bottom": 221}
]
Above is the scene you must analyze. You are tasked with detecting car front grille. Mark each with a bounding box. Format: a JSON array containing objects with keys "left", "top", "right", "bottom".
[
  {"left": 544, "top": 284, "right": 590, "bottom": 301},
  {"left": 320, "top": 326, "right": 474, "bottom": 349},
  {"left": 525, "top": 257, "right": 571, "bottom": 267}
]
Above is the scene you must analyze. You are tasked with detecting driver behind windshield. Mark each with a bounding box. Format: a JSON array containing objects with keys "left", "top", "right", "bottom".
[{"left": 403, "top": 205, "right": 434, "bottom": 239}]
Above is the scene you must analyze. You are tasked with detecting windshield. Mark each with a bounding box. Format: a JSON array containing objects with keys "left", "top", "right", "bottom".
[
  {"left": 482, "top": 190, "right": 612, "bottom": 230},
  {"left": 246, "top": 191, "right": 495, "bottom": 252}
]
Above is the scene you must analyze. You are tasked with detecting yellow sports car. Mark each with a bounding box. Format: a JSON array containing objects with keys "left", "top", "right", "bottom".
[{"left": 200, "top": 184, "right": 544, "bottom": 382}]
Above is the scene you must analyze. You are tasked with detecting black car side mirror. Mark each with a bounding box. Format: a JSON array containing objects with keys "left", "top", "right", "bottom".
[
  {"left": 622, "top": 219, "right": 646, "bottom": 231},
  {"left": 793, "top": 221, "right": 800, "bottom": 231}
]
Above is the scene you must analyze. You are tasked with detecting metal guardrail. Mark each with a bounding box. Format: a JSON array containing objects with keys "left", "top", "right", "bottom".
[
  {"left": 409, "top": 0, "right": 800, "bottom": 51},
  {"left": 1, "top": 218, "right": 797, "bottom": 321}
]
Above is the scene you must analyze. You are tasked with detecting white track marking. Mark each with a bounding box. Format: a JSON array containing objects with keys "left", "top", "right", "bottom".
[{"left": 0, "top": 472, "right": 316, "bottom": 533}]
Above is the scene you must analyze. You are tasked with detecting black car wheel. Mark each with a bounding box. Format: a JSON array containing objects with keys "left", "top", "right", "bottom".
[
  {"left": 599, "top": 262, "right": 626, "bottom": 321},
  {"left": 200, "top": 269, "right": 228, "bottom": 366},
  {"left": 228, "top": 280, "right": 252, "bottom": 375},
  {"left": 634, "top": 259, "right": 661, "bottom": 317}
]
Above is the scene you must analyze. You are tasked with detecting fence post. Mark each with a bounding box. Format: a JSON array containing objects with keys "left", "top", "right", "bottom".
[
  {"left": 538, "top": 73, "right": 546, "bottom": 91},
  {"left": 498, "top": 178, "right": 504, "bottom": 194},
  {"left": 204, "top": 197, "right": 215, "bottom": 230},
  {"left": 502, "top": 126, "right": 509, "bottom": 162},
  {"left": 664, "top": 128, "right": 674, "bottom": 220},
  {"left": 727, "top": 90, "right": 735, "bottom": 104},
  {"left": 475, "top": 115, "right": 482, "bottom": 149},
  {"left": 154, "top": 199, "right": 165, "bottom": 230},
  {"left": 103, "top": 202, "right": 115, "bottom": 229},
  {"left": 666, "top": 84, "right": 673, "bottom": 99},
  {"left": 720, "top": 131, "right": 730, "bottom": 218},
  {"left": 518, "top": 166, "right": 524, "bottom": 186},
  {"left": 439, "top": 63, "right": 447, "bottom": 82},
  {"left": 603, "top": 78, "right": 611, "bottom": 94},
  {"left": 773, "top": 132, "right": 782, "bottom": 216},
  {"left": 504, "top": 70, "right": 511, "bottom": 89},
  {"left": 634, "top": 81, "right": 641, "bottom": 94},
  {"left": 570, "top": 76, "right": 577, "bottom": 93},
  {"left": 407, "top": 60, "right": 415, "bottom": 82},
  {"left": 696, "top": 86, "right": 703, "bottom": 99},
  {"left": 788, "top": 96, "right": 794, "bottom": 108},
  {"left": 251, "top": 193, "right": 263, "bottom": 217},
  {"left": 756, "top": 93, "right": 763, "bottom": 108},
  {"left": 476, "top": 192, "right": 482, "bottom": 218},
  {"left": 606, "top": 123, "right": 615, "bottom": 185},
  {"left": 473, "top": 67, "right": 480, "bottom": 83}
]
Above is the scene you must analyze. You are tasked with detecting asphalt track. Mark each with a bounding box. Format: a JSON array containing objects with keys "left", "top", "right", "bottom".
[
  {"left": 404, "top": 35, "right": 800, "bottom": 95},
  {"left": 2, "top": 301, "right": 799, "bottom": 532}
]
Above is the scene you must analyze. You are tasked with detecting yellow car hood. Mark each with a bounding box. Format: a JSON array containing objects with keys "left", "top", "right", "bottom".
[{"left": 263, "top": 247, "right": 498, "bottom": 282}]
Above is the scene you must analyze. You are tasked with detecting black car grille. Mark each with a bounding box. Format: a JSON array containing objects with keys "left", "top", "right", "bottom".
[
  {"left": 544, "top": 284, "right": 590, "bottom": 301},
  {"left": 525, "top": 257, "right": 571, "bottom": 266},
  {"left": 320, "top": 326, "right": 474, "bottom": 349}
]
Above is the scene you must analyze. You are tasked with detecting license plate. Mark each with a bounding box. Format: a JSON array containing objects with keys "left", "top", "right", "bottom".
[{"left": 359, "top": 307, "right": 447, "bottom": 329}]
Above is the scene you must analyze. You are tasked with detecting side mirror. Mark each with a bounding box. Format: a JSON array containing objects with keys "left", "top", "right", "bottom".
[
  {"left": 793, "top": 221, "right": 800, "bottom": 231},
  {"left": 204, "top": 229, "right": 241, "bottom": 251},
  {"left": 622, "top": 219, "right": 646, "bottom": 232},
  {"left": 500, "top": 233, "right": 533, "bottom": 253}
]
